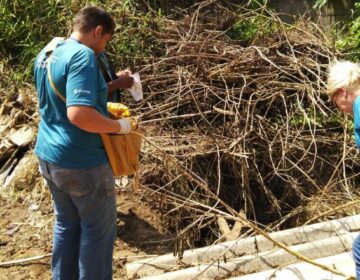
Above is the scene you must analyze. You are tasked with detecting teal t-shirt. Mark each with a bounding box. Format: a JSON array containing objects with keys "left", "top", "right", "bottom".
[
  {"left": 354, "top": 96, "right": 360, "bottom": 148},
  {"left": 34, "top": 38, "right": 109, "bottom": 168}
]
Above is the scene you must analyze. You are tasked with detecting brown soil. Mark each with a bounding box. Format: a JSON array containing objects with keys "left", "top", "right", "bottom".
[{"left": 0, "top": 184, "right": 174, "bottom": 280}]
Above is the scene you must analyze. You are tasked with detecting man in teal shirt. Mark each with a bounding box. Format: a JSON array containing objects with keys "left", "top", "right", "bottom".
[{"left": 34, "top": 6, "right": 134, "bottom": 280}]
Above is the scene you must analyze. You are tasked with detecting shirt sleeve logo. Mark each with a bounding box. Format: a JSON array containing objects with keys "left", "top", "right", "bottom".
[{"left": 74, "top": 89, "right": 91, "bottom": 95}]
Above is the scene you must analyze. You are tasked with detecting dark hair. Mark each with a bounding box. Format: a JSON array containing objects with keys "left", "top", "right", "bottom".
[{"left": 73, "top": 6, "right": 115, "bottom": 35}]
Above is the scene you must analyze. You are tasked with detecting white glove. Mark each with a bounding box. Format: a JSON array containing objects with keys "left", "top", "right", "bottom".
[{"left": 116, "top": 119, "right": 132, "bottom": 134}]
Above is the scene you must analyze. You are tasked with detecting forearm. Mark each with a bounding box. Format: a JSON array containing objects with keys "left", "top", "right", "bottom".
[
  {"left": 67, "top": 106, "right": 120, "bottom": 133},
  {"left": 107, "top": 71, "right": 134, "bottom": 93},
  {"left": 107, "top": 79, "right": 119, "bottom": 93}
]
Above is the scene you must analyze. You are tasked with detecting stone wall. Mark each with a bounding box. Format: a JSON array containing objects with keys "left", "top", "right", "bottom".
[{"left": 269, "top": 0, "right": 356, "bottom": 25}]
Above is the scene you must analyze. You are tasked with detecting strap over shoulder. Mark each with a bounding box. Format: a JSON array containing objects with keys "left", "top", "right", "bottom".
[
  {"left": 44, "top": 37, "right": 65, "bottom": 55},
  {"left": 45, "top": 38, "right": 66, "bottom": 102}
]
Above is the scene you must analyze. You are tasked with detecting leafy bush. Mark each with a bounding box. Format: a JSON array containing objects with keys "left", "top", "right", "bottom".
[
  {"left": 226, "top": 13, "right": 276, "bottom": 43},
  {"left": 336, "top": 3, "right": 360, "bottom": 61},
  {"left": 0, "top": 0, "right": 160, "bottom": 80},
  {"left": 227, "top": 18, "right": 259, "bottom": 41},
  {"left": 0, "top": 0, "right": 71, "bottom": 78},
  {"left": 106, "top": 8, "right": 162, "bottom": 71},
  {"left": 226, "top": 1, "right": 275, "bottom": 42}
]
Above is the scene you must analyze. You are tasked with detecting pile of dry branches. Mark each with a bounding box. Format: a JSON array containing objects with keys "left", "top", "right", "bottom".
[{"left": 131, "top": 1, "right": 360, "bottom": 249}]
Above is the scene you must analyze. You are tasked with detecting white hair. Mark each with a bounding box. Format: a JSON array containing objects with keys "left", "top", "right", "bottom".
[{"left": 327, "top": 60, "right": 360, "bottom": 98}]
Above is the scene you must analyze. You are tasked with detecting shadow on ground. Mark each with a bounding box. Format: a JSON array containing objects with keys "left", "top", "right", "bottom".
[{"left": 117, "top": 210, "right": 174, "bottom": 255}]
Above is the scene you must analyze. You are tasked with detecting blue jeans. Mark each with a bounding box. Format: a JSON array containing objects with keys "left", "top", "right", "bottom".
[
  {"left": 353, "top": 234, "right": 360, "bottom": 279},
  {"left": 39, "top": 159, "right": 117, "bottom": 280}
]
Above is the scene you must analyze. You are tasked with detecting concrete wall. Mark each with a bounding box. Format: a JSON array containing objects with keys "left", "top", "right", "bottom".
[{"left": 269, "top": 0, "right": 356, "bottom": 25}]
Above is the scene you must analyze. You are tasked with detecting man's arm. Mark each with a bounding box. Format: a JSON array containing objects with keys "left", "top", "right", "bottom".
[
  {"left": 67, "top": 106, "right": 121, "bottom": 133},
  {"left": 107, "top": 70, "right": 134, "bottom": 93}
]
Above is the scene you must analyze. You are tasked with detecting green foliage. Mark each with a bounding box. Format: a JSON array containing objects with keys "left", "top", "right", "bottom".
[
  {"left": 313, "top": 0, "right": 328, "bottom": 9},
  {"left": 0, "top": 0, "right": 72, "bottom": 79},
  {"left": 107, "top": 9, "right": 162, "bottom": 70},
  {"left": 336, "top": 3, "right": 360, "bottom": 61},
  {"left": 226, "top": 1, "right": 274, "bottom": 42},
  {"left": 227, "top": 18, "right": 258, "bottom": 41},
  {"left": 226, "top": 14, "right": 274, "bottom": 42},
  {"left": 247, "top": 0, "right": 268, "bottom": 9},
  {"left": 0, "top": 0, "right": 160, "bottom": 80},
  {"left": 289, "top": 109, "right": 348, "bottom": 129}
]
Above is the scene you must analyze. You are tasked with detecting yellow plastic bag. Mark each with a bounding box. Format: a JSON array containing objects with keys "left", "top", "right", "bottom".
[{"left": 107, "top": 102, "right": 130, "bottom": 118}]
